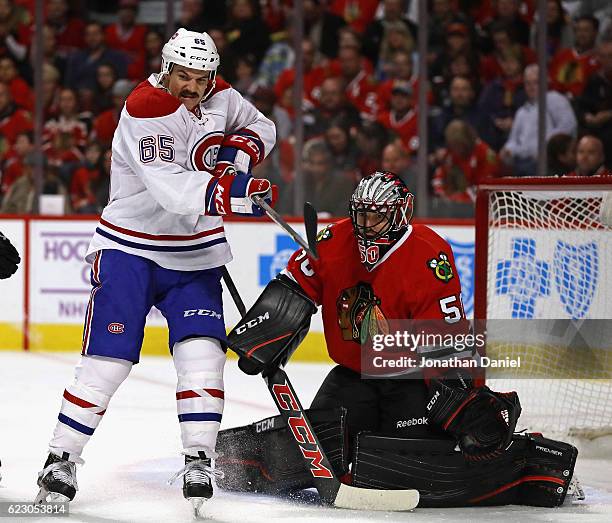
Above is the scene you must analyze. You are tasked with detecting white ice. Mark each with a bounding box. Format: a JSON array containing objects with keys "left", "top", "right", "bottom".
[{"left": 1, "top": 351, "right": 611, "bottom": 522}]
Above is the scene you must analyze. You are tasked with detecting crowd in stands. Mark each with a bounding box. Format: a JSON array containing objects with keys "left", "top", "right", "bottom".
[{"left": 0, "top": 0, "right": 611, "bottom": 218}]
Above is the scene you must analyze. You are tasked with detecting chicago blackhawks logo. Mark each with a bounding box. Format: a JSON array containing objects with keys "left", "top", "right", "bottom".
[
  {"left": 428, "top": 252, "right": 454, "bottom": 283},
  {"left": 316, "top": 224, "right": 333, "bottom": 242},
  {"left": 336, "top": 282, "right": 389, "bottom": 344}
]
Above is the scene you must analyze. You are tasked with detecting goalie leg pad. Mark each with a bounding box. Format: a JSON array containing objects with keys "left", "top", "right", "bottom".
[
  {"left": 352, "top": 432, "right": 577, "bottom": 507},
  {"left": 216, "top": 408, "right": 348, "bottom": 493},
  {"left": 228, "top": 275, "right": 317, "bottom": 375}
]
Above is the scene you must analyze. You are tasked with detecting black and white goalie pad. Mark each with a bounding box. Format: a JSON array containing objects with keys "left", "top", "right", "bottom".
[
  {"left": 227, "top": 275, "right": 317, "bottom": 375},
  {"left": 216, "top": 408, "right": 349, "bottom": 493},
  {"left": 352, "top": 432, "right": 578, "bottom": 507}
]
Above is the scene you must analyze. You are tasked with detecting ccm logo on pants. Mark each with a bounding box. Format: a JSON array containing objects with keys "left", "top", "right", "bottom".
[{"left": 184, "top": 309, "right": 222, "bottom": 319}]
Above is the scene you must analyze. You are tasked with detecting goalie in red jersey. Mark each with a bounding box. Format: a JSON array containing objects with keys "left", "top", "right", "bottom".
[{"left": 219, "top": 172, "right": 581, "bottom": 508}]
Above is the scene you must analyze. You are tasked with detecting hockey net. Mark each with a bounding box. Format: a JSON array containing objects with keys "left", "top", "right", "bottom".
[{"left": 475, "top": 178, "right": 612, "bottom": 439}]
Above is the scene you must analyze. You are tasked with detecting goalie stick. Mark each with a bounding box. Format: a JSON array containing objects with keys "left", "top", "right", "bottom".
[
  {"left": 303, "top": 201, "right": 318, "bottom": 260},
  {"left": 220, "top": 224, "right": 419, "bottom": 510},
  {"left": 252, "top": 195, "right": 318, "bottom": 260}
]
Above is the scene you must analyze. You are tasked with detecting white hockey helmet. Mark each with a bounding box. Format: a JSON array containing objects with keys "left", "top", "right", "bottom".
[{"left": 160, "top": 28, "right": 220, "bottom": 89}]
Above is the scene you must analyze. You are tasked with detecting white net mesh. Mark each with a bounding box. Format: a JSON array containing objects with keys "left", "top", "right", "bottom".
[{"left": 484, "top": 187, "right": 612, "bottom": 438}]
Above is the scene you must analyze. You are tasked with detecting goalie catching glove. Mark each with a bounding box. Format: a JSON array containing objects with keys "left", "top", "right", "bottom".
[
  {"left": 205, "top": 172, "right": 277, "bottom": 217},
  {"left": 227, "top": 275, "right": 317, "bottom": 376},
  {"left": 426, "top": 379, "right": 521, "bottom": 460}
]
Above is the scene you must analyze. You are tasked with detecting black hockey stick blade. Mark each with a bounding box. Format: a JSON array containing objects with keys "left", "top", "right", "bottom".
[
  {"left": 252, "top": 195, "right": 318, "bottom": 260},
  {"left": 303, "top": 201, "right": 318, "bottom": 260},
  {"left": 264, "top": 367, "right": 419, "bottom": 511}
]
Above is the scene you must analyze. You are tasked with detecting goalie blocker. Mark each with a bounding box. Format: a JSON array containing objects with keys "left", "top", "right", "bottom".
[
  {"left": 217, "top": 409, "right": 578, "bottom": 508},
  {"left": 228, "top": 275, "right": 317, "bottom": 376}
]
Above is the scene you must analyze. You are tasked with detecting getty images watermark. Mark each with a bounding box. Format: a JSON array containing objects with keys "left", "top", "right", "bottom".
[{"left": 359, "top": 320, "right": 522, "bottom": 378}]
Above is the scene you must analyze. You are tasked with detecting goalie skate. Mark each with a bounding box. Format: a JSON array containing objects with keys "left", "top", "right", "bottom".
[{"left": 567, "top": 474, "right": 585, "bottom": 502}]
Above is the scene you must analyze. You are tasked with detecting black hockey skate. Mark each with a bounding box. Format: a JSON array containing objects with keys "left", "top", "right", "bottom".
[
  {"left": 168, "top": 451, "right": 224, "bottom": 518},
  {"left": 35, "top": 452, "right": 78, "bottom": 504}
]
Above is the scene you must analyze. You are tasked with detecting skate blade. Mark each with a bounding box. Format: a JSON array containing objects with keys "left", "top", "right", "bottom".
[
  {"left": 34, "top": 488, "right": 70, "bottom": 505},
  {"left": 188, "top": 497, "right": 208, "bottom": 519},
  {"left": 567, "top": 476, "right": 585, "bottom": 501}
]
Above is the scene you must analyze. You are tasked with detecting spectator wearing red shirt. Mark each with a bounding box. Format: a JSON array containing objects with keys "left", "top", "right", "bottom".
[
  {"left": 105, "top": 0, "right": 147, "bottom": 81},
  {"left": 0, "top": 55, "right": 31, "bottom": 111},
  {"left": 329, "top": 46, "right": 378, "bottom": 119},
  {"left": 566, "top": 135, "right": 611, "bottom": 177},
  {"left": 376, "top": 51, "right": 422, "bottom": 112},
  {"left": 274, "top": 39, "right": 328, "bottom": 114},
  {"left": 0, "top": 129, "right": 32, "bottom": 195},
  {"left": 70, "top": 142, "right": 103, "bottom": 213},
  {"left": 46, "top": 0, "right": 85, "bottom": 56},
  {"left": 480, "top": 21, "right": 536, "bottom": 83},
  {"left": 90, "top": 79, "right": 134, "bottom": 149},
  {"left": 330, "top": 0, "right": 378, "bottom": 34},
  {"left": 377, "top": 80, "right": 419, "bottom": 153},
  {"left": 43, "top": 87, "right": 88, "bottom": 151},
  {"left": 303, "top": 76, "right": 361, "bottom": 140},
  {"left": 433, "top": 120, "right": 500, "bottom": 203},
  {"left": 0, "top": 81, "right": 32, "bottom": 158},
  {"left": 549, "top": 15, "right": 600, "bottom": 99},
  {"left": 0, "top": 0, "right": 31, "bottom": 66}
]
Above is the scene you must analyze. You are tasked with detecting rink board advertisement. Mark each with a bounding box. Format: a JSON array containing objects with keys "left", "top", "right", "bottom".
[
  {"left": 488, "top": 229, "right": 611, "bottom": 319},
  {"left": 0, "top": 218, "right": 475, "bottom": 360}
]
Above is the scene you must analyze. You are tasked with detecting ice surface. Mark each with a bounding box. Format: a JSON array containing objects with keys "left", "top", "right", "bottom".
[{"left": 1, "top": 351, "right": 611, "bottom": 522}]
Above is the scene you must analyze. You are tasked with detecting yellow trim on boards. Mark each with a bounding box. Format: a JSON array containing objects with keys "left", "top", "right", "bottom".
[{"left": 0, "top": 323, "right": 331, "bottom": 363}]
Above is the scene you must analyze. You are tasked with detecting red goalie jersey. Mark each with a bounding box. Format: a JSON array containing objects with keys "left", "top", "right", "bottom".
[{"left": 284, "top": 218, "right": 465, "bottom": 373}]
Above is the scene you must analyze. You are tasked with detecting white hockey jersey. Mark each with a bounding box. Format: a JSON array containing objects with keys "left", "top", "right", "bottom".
[{"left": 86, "top": 74, "right": 276, "bottom": 271}]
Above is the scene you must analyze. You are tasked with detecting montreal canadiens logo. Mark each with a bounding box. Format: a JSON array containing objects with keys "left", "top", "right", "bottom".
[
  {"left": 108, "top": 322, "right": 125, "bottom": 334},
  {"left": 191, "top": 131, "right": 224, "bottom": 171}
]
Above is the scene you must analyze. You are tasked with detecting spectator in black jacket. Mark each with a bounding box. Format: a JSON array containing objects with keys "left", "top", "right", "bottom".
[
  {"left": 304, "top": 0, "right": 346, "bottom": 59},
  {"left": 576, "top": 39, "right": 612, "bottom": 165},
  {"left": 64, "top": 22, "right": 128, "bottom": 92}
]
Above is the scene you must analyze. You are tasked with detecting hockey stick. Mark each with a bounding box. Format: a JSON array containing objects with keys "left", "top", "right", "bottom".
[
  {"left": 252, "top": 195, "right": 318, "bottom": 260},
  {"left": 220, "top": 267, "right": 419, "bottom": 511},
  {"left": 303, "top": 201, "right": 318, "bottom": 259}
]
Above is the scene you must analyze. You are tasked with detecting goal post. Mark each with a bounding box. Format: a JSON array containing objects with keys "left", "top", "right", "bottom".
[{"left": 474, "top": 177, "right": 612, "bottom": 438}]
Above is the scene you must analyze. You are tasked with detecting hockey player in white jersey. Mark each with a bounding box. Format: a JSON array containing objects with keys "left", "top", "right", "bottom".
[{"left": 36, "top": 29, "right": 277, "bottom": 515}]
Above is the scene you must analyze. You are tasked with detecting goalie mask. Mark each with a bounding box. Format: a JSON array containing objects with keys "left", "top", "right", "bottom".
[
  {"left": 159, "top": 28, "right": 220, "bottom": 101},
  {"left": 349, "top": 171, "right": 414, "bottom": 270}
]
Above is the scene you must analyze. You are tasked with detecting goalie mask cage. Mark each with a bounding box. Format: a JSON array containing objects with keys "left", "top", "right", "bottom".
[{"left": 474, "top": 177, "right": 612, "bottom": 439}]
